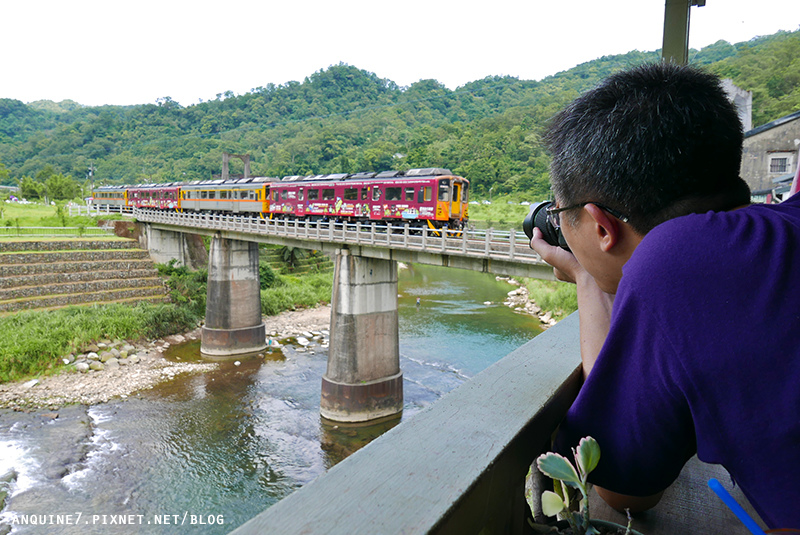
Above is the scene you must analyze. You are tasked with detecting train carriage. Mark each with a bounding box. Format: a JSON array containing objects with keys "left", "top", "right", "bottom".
[
  {"left": 90, "top": 185, "right": 128, "bottom": 209},
  {"left": 268, "top": 168, "right": 469, "bottom": 229},
  {"left": 179, "top": 177, "right": 274, "bottom": 215},
  {"left": 128, "top": 184, "right": 181, "bottom": 210}
]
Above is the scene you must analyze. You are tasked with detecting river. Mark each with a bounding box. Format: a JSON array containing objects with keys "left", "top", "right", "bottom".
[{"left": 0, "top": 264, "right": 544, "bottom": 534}]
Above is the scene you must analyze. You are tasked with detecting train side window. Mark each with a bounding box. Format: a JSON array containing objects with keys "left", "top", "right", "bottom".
[
  {"left": 462, "top": 182, "right": 469, "bottom": 203},
  {"left": 437, "top": 179, "right": 450, "bottom": 202},
  {"left": 344, "top": 188, "right": 358, "bottom": 201},
  {"left": 249, "top": 190, "right": 255, "bottom": 200},
  {"left": 361, "top": 188, "right": 368, "bottom": 200},
  {"left": 322, "top": 189, "right": 334, "bottom": 201},
  {"left": 404, "top": 187, "right": 415, "bottom": 201},
  {"left": 386, "top": 187, "right": 401, "bottom": 201},
  {"left": 298, "top": 188, "right": 305, "bottom": 201},
  {"left": 308, "top": 189, "right": 319, "bottom": 200},
  {"left": 220, "top": 191, "right": 228, "bottom": 199},
  {"left": 372, "top": 187, "right": 381, "bottom": 201},
  {"left": 209, "top": 191, "right": 216, "bottom": 199},
  {"left": 241, "top": 191, "right": 248, "bottom": 199},
  {"left": 281, "top": 190, "right": 288, "bottom": 200},
  {"left": 201, "top": 191, "right": 208, "bottom": 199}
]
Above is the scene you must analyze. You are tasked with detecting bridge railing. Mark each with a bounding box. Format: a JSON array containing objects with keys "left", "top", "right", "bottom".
[
  {"left": 69, "top": 204, "right": 133, "bottom": 217},
  {"left": 229, "top": 314, "right": 583, "bottom": 535},
  {"left": 133, "top": 208, "right": 546, "bottom": 267}
]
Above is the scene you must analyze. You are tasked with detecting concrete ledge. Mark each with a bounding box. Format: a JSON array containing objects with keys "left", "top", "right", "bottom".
[{"left": 230, "top": 313, "right": 582, "bottom": 535}]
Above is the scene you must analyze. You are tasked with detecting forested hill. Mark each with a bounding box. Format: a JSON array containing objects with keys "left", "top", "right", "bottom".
[{"left": 1, "top": 29, "right": 798, "bottom": 198}]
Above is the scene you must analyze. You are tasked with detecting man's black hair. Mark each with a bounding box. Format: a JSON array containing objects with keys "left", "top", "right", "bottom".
[{"left": 544, "top": 62, "right": 750, "bottom": 234}]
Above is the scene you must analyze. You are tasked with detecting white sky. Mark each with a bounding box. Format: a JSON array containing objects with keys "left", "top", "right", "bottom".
[{"left": 1, "top": 0, "right": 799, "bottom": 107}]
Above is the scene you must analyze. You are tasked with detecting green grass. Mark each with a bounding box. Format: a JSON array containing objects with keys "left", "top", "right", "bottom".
[
  {"left": 0, "top": 303, "right": 199, "bottom": 383},
  {"left": 466, "top": 194, "right": 542, "bottom": 228},
  {"left": 523, "top": 278, "right": 578, "bottom": 320},
  {"left": 261, "top": 272, "right": 333, "bottom": 316},
  {"left": 0, "top": 201, "right": 100, "bottom": 229}
]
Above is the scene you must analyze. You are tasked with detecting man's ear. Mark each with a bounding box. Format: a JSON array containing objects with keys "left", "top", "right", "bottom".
[{"left": 583, "top": 203, "right": 620, "bottom": 252}]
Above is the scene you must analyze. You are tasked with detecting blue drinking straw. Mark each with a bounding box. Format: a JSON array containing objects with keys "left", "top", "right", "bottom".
[{"left": 708, "top": 478, "right": 767, "bottom": 535}]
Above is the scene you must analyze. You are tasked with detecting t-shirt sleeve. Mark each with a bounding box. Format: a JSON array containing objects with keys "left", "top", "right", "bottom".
[{"left": 553, "top": 262, "right": 697, "bottom": 497}]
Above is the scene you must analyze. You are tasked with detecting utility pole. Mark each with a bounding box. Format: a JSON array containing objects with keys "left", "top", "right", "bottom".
[{"left": 662, "top": 0, "right": 706, "bottom": 65}]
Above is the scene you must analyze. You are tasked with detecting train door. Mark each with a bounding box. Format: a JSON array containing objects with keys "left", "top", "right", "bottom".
[
  {"left": 450, "top": 181, "right": 462, "bottom": 219},
  {"left": 296, "top": 188, "right": 306, "bottom": 217}
]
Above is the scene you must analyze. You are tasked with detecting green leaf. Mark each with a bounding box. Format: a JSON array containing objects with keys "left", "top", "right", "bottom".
[
  {"left": 541, "top": 491, "right": 566, "bottom": 517},
  {"left": 537, "top": 452, "right": 581, "bottom": 484},
  {"left": 576, "top": 436, "right": 601, "bottom": 479}
]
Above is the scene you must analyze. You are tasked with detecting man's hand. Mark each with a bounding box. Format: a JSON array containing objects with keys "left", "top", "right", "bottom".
[{"left": 529, "top": 227, "right": 584, "bottom": 283}]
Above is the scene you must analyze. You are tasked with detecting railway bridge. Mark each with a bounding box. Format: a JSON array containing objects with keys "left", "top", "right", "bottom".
[{"left": 129, "top": 207, "right": 553, "bottom": 423}]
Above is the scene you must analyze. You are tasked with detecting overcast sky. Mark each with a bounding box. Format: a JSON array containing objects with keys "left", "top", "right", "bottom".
[{"left": 2, "top": 0, "right": 799, "bottom": 107}]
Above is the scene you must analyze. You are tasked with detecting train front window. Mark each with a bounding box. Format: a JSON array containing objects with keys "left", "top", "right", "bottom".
[
  {"left": 461, "top": 182, "right": 469, "bottom": 203},
  {"left": 404, "top": 187, "right": 415, "bottom": 201},
  {"left": 438, "top": 179, "right": 450, "bottom": 202}
]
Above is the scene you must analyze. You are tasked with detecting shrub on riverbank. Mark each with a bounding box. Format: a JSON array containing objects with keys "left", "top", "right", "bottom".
[
  {"left": 261, "top": 272, "right": 333, "bottom": 316},
  {"left": 0, "top": 303, "right": 198, "bottom": 383},
  {"left": 524, "top": 278, "right": 578, "bottom": 320}
]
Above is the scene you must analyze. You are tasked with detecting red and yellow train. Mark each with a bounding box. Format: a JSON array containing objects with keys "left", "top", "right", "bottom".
[{"left": 91, "top": 168, "right": 469, "bottom": 230}]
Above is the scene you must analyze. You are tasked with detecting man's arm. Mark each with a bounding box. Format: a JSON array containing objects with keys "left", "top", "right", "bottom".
[{"left": 530, "top": 228, "right": 614, "bottom": 378}]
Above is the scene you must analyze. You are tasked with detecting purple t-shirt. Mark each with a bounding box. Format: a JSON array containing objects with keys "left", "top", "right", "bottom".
[{"left": 555, "top": 194, "right": 800, "bottom": 528}]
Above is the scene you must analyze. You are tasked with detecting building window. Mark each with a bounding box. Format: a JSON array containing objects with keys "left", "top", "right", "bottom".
[{"left": 770, "top": 157, "right": 789, "bottom": 174}]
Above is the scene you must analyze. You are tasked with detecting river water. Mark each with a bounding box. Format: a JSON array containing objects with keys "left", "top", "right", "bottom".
[{"left": 0, "top": 264, "right": 543, "bottom": 534}]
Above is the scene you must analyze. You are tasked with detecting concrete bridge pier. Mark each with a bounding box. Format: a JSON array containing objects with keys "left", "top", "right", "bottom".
[
  {"left": 321, "top": 248, "right": 403, "bottom": 423},
  {"left": 201, "top": 236, "right": 266, "bottom": 358},
  {"left": 142, "top": 226, "right": 195, "bottom": 268}
]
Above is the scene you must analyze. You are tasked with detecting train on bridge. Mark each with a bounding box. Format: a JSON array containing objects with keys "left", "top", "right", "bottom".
[{"left": 91, "top": 168, "right": 469, "bottom": 230}]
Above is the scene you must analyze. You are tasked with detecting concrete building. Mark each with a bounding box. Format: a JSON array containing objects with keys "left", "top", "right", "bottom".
[
  {"left": 739, "top": 110, "right": 800, "bottom": 201},
  {"left": 722, "top": 79, "right": 753, "bottom": 132}
]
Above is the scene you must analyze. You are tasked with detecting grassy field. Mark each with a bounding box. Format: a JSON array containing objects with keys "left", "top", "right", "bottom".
[
  {"left": 466, "top": 195, "right": 541, "bottom": 229},
  {"left": 0, "top": 201, "right": 99, "bottom": 229}
]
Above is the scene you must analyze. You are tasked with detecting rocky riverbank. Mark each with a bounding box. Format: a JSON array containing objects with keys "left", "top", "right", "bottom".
[
  {"left": 0, "top": 305, "right": 333, "bottom": 411},
  {"left": 496, "top": 276, "right": 558, "bottom": 328}
]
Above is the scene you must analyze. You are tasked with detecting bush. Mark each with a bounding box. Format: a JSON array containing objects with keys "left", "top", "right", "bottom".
[
  {"left": 259, "top": 261, "right": 283, "bottom": 289},
  {"left": 261, "top": 272, "right": 332, "bottom": 316},
  {"left": 157, "top": 260, "right": 208, "bottom": 316}
]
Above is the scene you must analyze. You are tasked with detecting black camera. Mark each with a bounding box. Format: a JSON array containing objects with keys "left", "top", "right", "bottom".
[{"left": 522, "top": 201, "right": 571, "bottom": 251}]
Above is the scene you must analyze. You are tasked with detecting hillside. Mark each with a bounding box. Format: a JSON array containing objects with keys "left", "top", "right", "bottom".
[{"left": 1, "top": 29, "right": 798, "bottom": 199}]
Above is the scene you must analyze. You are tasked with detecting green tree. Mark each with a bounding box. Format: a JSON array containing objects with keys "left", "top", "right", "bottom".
[
  {"left": 45, "top": 173, "right": 80, "bottom": 200},
  {"left": 18, "top": 176, "right": 44, "bottom": 199}
]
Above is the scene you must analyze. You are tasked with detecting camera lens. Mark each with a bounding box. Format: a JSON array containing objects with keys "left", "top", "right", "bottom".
[{"left": 522, "top": 201, "right": 570, "bottom": 251}]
